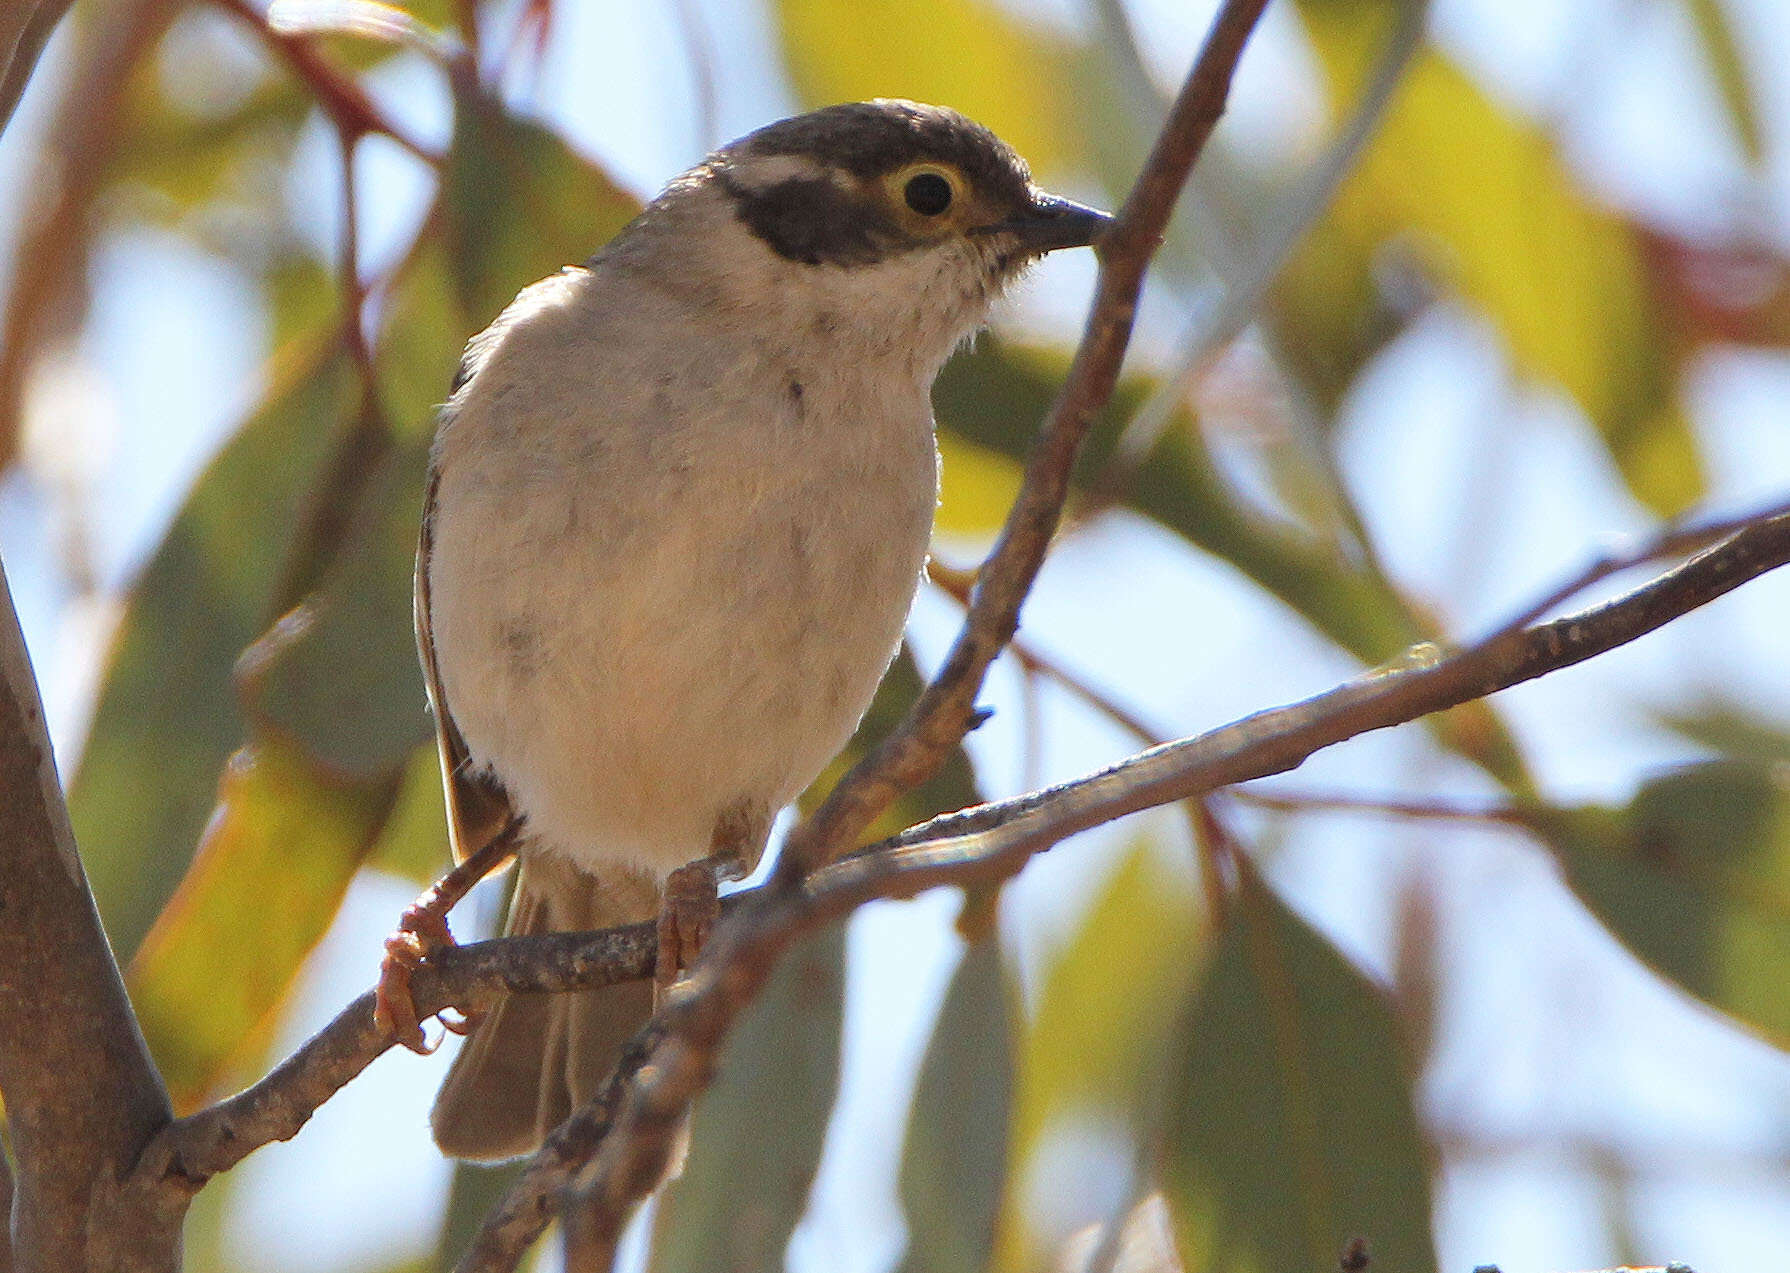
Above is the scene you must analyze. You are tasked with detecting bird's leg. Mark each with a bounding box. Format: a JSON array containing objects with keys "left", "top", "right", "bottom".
[
  {"left": 654, "top": 803, "right": 762, "bottom": 1003},
  {"left": 655, "top": 860, "right": 721, "bottom": 1003},
  {"left": 375, "top": 820, "right": 521, "bottom": 1053}
]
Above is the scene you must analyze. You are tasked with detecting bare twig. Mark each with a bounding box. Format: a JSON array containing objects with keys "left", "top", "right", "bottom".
[
  {"left": 1491, "top": 495, "right": 1790, "bottom": 636},
  {"left": 776, "top": 0, "right": 1274, "bottom": 882},
  {"left": 0, "top": 559, "right": 175, "bottom": 1271},
  {"left": 126, "top": 920, "right": 656, "bottom": 1189},
  {"left": 0, "top": 0, "right": 75, "bottom": 137},
  {"left": 451, "top": 514, "right": 1790, "bottom": 1269},
  {"left": 1232, "top": 787, "right": 1535, "bottom": 826},
  {"left": 87, "top": 500, "right": 1790, "bottom": 1251},
  {"left": 209, "top": 0, "right": 442, "bottom": 163}
]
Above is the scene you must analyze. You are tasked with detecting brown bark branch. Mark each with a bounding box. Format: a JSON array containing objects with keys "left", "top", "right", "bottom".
[
  {"left": 0, "top": 560, "right": 174, "bottom": 1272},
  {"left": 774, "top": 0, "right": 1274, "bottom": 881},
  {"left": 95, "top": 502, "right": 1790, "bottom": 1254},
  {"left": 0, "top": 0, "right": 74, "bottom": 138},
  {"left": 453, "top": 506, "right": 1790, "bottom": 1272},
  {"left": 208, "top": 0, "right": 443, "bottom": 163}
]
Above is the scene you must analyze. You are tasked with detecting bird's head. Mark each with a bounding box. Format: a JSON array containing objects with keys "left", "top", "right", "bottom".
[{"left": 613, "top": 100, "right": 1111, "bottom": 377}]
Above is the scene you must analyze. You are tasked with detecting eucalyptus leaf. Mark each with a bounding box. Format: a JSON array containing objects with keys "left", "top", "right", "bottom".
[
  {"left": 648, "top": 925, "right": 847, "bottom": 1273},
  {"left": 994, "top": 841, "right": 1204, "bottom": 1273},
  {"left": 70, "top": 339, "right": 357, "bottom": 960},
  {"left": 1539, "top": 760, "right": 1790, "bottom": 1044},
  {"left": 1296, "top": 3, "right": 1702, "bottom": 515},
  {"left": 127, "top": 737, "right": 399, "bottom": 1107},
  {"left": 772, "top": 0, "right": 1082, "bottom": 178},
  {"left": 1162, "top": 865, "right": 1436, "bottom": 1273},
  {"left": 895, "top": 933, "right": 1016, "bottom": 1273}
]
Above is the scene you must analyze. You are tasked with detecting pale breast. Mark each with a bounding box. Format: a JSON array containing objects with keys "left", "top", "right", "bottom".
[{"left": 426, "top": 267, "right": 939, "bottom": 876}]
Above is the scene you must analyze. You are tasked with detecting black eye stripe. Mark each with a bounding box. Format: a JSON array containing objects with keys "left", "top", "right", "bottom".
[{"left": 904, "top": 172, "right": 954, "bottom": 216}]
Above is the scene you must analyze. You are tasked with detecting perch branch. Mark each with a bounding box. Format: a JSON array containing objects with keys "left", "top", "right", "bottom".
[
  {"left": 452, "top": 520, "right": 1790, "bottom": 1266},
  {"left": 103, "top": 504, "right": 1790, "bottom": 1242}
]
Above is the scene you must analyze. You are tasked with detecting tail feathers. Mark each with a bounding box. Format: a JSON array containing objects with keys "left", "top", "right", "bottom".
[{"left": 431, "top": 852, "right": 658, "bottom": 1161}]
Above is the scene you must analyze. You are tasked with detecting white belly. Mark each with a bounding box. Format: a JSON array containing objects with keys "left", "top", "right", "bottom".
[{"left": 426, "top": 272, "right": 939, "bottom": 875}]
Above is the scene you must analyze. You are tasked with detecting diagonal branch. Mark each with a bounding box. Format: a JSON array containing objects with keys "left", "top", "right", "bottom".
[
  {"left": 776, "top": 0, "right": 1275, "bottom": 880},
  {"left": 455, "top": 508, "right": 1790, "bottom": 1271},
  {"left": 106, "top": 503, "right": 1790, "bottom": 1242}
]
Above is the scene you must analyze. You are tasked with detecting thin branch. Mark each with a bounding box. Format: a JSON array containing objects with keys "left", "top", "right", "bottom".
[
  {"left": 208, "top": 0, "right": 442, "bottom": 164},
  {"left": 0, "top": 558, "right": 176, "bottom": 1272},
  {"left": 451, "top": 513, "right": 1790, "bottom": 1267},
  {"left": 776, "top": 0, "right": 1274, "bottom": 882},
  {"left": 101, "top": 501, "right": 1790, "bottom": 1245},
  {"left": 1491, "top": 494, "right": 1790, "bottom": 636},
  {"left": 126, "top": 921, "right": 657, "bottom": 1189},
  {"left": 0, "top": 0, "right": 75, "bottom": 139},
  {"left": 1231, "top": 787, "right": 1536, "bottom": 827}
]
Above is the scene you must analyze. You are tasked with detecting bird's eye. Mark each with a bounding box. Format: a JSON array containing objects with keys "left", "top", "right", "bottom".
[{"left": 904, "top": 171, "right": 954, "bottom": 216}]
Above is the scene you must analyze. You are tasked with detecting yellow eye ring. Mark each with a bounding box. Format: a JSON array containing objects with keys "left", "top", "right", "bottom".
[{"left": 891, "top": 163, "right": 962, "bottom": 217}]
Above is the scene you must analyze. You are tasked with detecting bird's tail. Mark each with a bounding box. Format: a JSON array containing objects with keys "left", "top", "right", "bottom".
[{"left": 431, "top": 851, "right": 658, "bottom": 1161}]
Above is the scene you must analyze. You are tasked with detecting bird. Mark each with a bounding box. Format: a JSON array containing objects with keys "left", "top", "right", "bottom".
[{"left": 374, "top": 98, "right": 1110, "bottom": 1161}]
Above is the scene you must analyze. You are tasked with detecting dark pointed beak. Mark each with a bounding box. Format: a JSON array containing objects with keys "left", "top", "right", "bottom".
[{"left": 975, "top": 192, "right": 1113, "bottom": 254}]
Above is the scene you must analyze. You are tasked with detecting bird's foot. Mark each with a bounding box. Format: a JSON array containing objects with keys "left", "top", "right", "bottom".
[
  {"left": 655, "top": 861, "right": 721, "bottom": 1005},
  {"left": 373, "top": 828, "right": 520, "bottom": 1052},
  {"left": 376, "top": 902, "right": 460, "bottom": 1055}
]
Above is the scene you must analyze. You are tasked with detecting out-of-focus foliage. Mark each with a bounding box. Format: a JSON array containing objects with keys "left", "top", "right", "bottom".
[
  {"left": 994, "top": 842, "right": 1206, "bottom": 1273},
  {"left": 649, "top": 926, "right": 847, "bottom": 1273},
  {"left": 1294, "top": 2, "right": 1702, "bottom": 515},
  {"left": 775, "top": 0, "right": 1080, "bottom": 176},
  {"left": 3, "top": 0, "right": 1787, "bottom": 1268},
  {"left": 1163, "top": 862, "right": 1436, "bottom": 1273},
  {"left": 1540, "top": 761, "right": 1790, "bottom": 1045},
  {"left": 72, "top": 337, "right": 357, "bottom": 963},
  {"left": 895, "top": 931, "right": 1016, "bottom": 1273}
]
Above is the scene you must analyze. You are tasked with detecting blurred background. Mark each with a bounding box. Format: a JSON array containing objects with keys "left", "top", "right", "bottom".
[{"left": 3, "top": 0, "right": 1790, "bottom": 1269}]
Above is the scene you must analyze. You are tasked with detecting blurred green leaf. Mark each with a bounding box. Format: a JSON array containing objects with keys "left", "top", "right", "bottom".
[
  {"left": 113, "top": 63, "right": 311, "bottom": 227},
  {"left": 442, "top": 88, "right": 640, "bottom": 324},
  {"left": 1296, "top": 5, "right": 1703, "bottom": 516},
  {"left": 895, "top": 933, "right": 1015, "bottom": 1273},
  {"left": 71, "top": 338, "right": 357, "bottom": 961},
  {"left": 1682, "top": 0, "right": 1764, "bottom": 165},
  {"left": 434, "top": 1159, "right": 523, "bottom": 1272},
  {"left": 1163, "top": 864, "right": 1436, "bottom": 1273},
  {"left": 1540, "top": 760, "right": 1790, "bottom": 1044},
  {"left": 649, "top": 924, "right": 847, "bottom": 1273},
  {"left": 1657, "top": 699, "right": 1790, "bottom": 767},
  {"left": 936, "top": 432, "right": 1024, "bottom": 539},
  {"left": 367, "top": 740, "right": 456, "bottom": 886},
  {"left": 245, "top": 431, "right": 433, "bottom": 777},
  {"left": 127, "top": 737, "right": 398, "bottom": 1107},
  {"left": 772, "top": 0, "right": 1080, "bottom": 176},
  {"left": 994, "top": 841, "right": 1204, "bottom": 1273}
]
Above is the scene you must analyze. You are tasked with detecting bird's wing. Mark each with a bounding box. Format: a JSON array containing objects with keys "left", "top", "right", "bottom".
[{"left": 416, "top": 462, "right": 515, "bottom": 864}]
